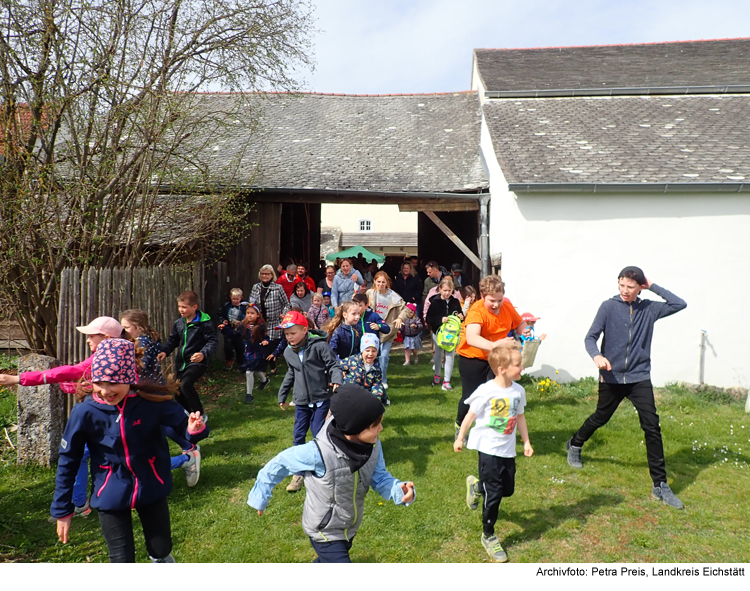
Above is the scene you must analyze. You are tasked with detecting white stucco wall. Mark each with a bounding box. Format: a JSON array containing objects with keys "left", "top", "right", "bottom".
[
  {"left": 480, "top": 116, "right": 749, "bottom": 389},
  {"left": 321, "top": 203, "right": 417, "bottom": 234}
]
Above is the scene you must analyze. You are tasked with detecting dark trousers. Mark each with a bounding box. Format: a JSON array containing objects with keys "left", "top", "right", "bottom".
[
  {"left": 571, "top": 380, "right": 667, "bottom": 485},
  {"left": 457, "top": 356, "right": 494, "bottom": 425},
  {"left": 265, "top": 338, "right": 281, "bottom": 372},
  {"left": 176, "top": 364, "right": 206, "bottom": 415},
  {"left": 310, "top": 537, "right": 354, "bottom": 563},
  {"left": 98, "top": 496, "right": 171, "bottom": 563},
  {"left": 293, "top": 400, "right": 331, "bottom": 476},
  {"left": 478, "top": 452, "right": 516, "bottom": 537},
  {"left": 222, "top": 328, "right": 244, "bottom": 363}
]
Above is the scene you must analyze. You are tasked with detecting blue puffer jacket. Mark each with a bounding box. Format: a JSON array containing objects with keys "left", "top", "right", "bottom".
[
  {"left": 358, "top": 308, "right": 390, "bottom": 337},
  {"left": 329, "top": 324, "right": 362, "bottom": 360},
  {"left": 51, "top": 393, "right": 210, "bottom": 517},
  {"left": 330, "top": 270, "right": 364, "bottom": 307}
]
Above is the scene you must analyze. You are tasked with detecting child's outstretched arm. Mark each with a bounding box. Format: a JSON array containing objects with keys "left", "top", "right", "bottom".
[
  {"left": 321, "top": 343, "right": 344, "bottom": 385},
  {"left": 248, "top": 442, "right": 325, "bottom": 514},
  {"left": 370, "top": 441, "right": 416, "bottom": 506},
  {"left": 516, "top": 413, "right": 534, "bottom": 457},
  {"left": 453, "top": 410, "right": 477, "bottom": 452}
]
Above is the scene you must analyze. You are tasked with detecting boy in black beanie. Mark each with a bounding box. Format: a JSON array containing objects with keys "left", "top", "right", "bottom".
[{"left": 247, "top": 384, "right": 416, "bottom": 563}]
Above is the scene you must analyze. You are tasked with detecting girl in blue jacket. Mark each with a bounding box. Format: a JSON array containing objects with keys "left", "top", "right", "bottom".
[
  {"left": 325, "top": 301, "right": 362, "bottom": 359},
  {"left": 51, "top": 338, "right": 209, "bottom": 563}
]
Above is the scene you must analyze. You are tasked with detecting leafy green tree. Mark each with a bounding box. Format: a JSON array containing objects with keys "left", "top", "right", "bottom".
[{"left": 0, "top": 0, "right": 313, "bottom": 354}]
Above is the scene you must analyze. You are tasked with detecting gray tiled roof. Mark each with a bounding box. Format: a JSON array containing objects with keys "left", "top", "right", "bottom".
[
  {"left": 187, "top": 92, "right": 488, "bottom": 194},
  {"left": 484, "top": 95, "right": 750, "bottom": 185},
  {"left": 475, "top": 39, "right": 750, "bottom": 96}
]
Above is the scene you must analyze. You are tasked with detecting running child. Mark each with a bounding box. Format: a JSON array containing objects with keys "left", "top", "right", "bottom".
[
  {"left": 352, "top": 292, "right": 390, "bottom": 337},
  {"left": 248, "top": 384, "right": 415, "bottom": 563},
  {"left": 277, "top": 310, "right": 343, "bottom": 492},
  {"left": 340, "top": 333, "right": 387, "bottom": 405},
  {"left": 51, "top": 338, "right": 209, "bottom": 562},
  {"left": 400, "top": 303, "right": 423, "bottom": 366},
  {"left": 240, "top": 301, "right": 270, "bottom": 403},
  {"left": 218, "top": 288, "right": 248, "bottom": 369},
  {"left": 454, "top": 344, "right": 533, "bottom": 563},
  {"left": 307, "top": 292, "right": 330, "bottom": 329},
  {"left": 157, "top": 290, "right": 217, "bottom": 419},
  {"left": 322, "top": 291, "right": 334, "bottom": 318},
  {"left": 426, "top": 276, "right": 464, "bottom": 391},
  {"left": 325, "top": 301, "right": 362, "bottom": 360},
  {"left": 120, "top": 309, "right": 201, "bottom": 486},
  {"left": 0, "top": 316, "right": 124, "bottom": 518}
]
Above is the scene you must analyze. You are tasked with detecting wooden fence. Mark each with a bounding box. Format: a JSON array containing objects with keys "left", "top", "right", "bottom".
[{"left": 56, "top": 264, "right": 205, "bottom": 366}]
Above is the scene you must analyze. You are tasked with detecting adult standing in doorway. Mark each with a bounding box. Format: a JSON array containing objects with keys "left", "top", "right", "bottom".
[
  {"left": 331, "top": 258, "right": 364, "bottom": 307},
  {"left": 565, "top": 266, "right": 687, "bottom": 510},
  {"left": 250, "top": 264, "right": 290, "bottom": 376},
  {"left": 276, "top": 263, "right": 298, "bottom": 300},
  {"left": 317, "top": 265, "right": 336, "bottom": 294},
  {"left": 394, "top": 261, "right": 423, "bottom": 308},
  {"left": 295, "top": 262, "right": 316, "bottom": 294},
  {"left": 367, "top": 271, "right": 409, "bottom": 390},
  {"left": 455, "top": 276, "right": 528, "bottom": 440}
]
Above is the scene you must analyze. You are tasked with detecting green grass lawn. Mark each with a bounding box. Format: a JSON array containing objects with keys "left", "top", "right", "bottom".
[{"left": 1, "top": 352, "right": 749, "bottom": 563}]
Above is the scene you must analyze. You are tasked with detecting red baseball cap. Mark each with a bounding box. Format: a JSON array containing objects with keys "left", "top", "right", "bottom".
[
  {"left": 277, "top": 310, "right": 308, "bottom": 329},
  {"left": 521, "top": 312, "right": 540, "bottom": 322}
]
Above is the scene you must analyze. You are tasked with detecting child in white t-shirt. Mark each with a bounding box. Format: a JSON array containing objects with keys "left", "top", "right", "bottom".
[{"left": 454, "top": 343, "right": 533, "bottom": 563}]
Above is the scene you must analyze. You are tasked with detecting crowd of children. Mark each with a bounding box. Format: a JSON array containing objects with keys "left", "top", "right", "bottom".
[{"left": 9, "top": 257, "right": 691, "bottom": 563}]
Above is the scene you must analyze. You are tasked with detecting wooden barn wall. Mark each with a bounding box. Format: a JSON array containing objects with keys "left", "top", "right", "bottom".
[
  {"left": 417, "top": 210, "right": 481, "bottom": 289},
  {"left": 213, "top": 201, "right": 283, "bottom": 309}
]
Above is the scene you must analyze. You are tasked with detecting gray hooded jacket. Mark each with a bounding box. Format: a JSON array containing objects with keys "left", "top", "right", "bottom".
[{"left": 278, "top": 330, "right": 343, "bottom": 405}]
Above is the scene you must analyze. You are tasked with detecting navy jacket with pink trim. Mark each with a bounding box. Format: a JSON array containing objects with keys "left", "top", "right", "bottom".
[{"left": 51, "top": 393, "right": 209, "bottom": 518}]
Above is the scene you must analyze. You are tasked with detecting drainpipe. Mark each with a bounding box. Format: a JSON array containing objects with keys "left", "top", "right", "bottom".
[
  {"left": 479, "top": 195, "right": 491, "bottom": 278},
  {"left": 699, "top": 330, "right": 707, "bottom": 386}
]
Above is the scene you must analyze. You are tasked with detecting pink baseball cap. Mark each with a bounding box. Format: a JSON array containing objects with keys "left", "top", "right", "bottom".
[
  {"left": 76, "top": 316, "right": 124, "bottom": 337},
  {"left": 521, "top": 312, "right": 540, "bottom": 322}
]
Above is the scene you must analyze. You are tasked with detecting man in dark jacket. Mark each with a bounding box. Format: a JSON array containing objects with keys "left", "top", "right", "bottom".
[
  {"left": 566, "top": 266, "right": 687, "bottom": 509},
  {"left": 158, "top": 290, "right": 217, "bottom": 417}
]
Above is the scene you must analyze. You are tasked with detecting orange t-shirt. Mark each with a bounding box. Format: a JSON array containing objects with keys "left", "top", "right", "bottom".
[{"left": 457, "top": 298, "right": 523, "bottom": 360}]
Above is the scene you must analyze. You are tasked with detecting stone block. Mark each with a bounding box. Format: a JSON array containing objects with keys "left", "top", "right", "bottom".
[{"left": 17, "top": 355, "right": 67, "bottom": 467}]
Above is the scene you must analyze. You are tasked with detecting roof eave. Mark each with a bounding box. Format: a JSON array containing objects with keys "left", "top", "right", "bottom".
[
  {"left": 485, "top": 85, "right": 750, "bottom": 99},
  {"left": 508, "top": 182, "right": 750, "bottom": 194}
]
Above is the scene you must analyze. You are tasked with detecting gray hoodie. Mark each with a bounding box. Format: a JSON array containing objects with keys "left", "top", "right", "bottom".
[{"left": 584, "top": 284, "right": 686, "bottom": 384}]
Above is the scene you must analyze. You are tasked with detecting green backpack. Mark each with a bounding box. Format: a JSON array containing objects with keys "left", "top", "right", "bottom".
[{"left": 436, "top": 314, "right": 462, "bottom": 353}]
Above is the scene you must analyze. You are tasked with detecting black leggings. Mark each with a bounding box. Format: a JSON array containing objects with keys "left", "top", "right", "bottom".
[
  {"left": 98, "top": 496, "right": 172, "bottom": 563},
  {"left": 457, "top": 356, "right": 494, "bottom": 426}
]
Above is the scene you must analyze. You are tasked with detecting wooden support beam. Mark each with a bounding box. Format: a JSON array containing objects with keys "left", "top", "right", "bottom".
[
  {"left": 398, "top": 201, "right": 479, "bottom": 212},
  {"left": 423, "top": 211, "right": 482, "bottom": 270}
]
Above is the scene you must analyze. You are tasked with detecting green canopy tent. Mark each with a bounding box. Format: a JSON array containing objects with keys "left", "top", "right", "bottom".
[{"left": 325, "top": 245, "right": 385, "bottom": 265}]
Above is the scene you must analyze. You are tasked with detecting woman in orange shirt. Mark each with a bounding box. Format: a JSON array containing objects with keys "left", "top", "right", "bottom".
[{"left": 455, "top": 276, "right": 530, "bottom": 440}]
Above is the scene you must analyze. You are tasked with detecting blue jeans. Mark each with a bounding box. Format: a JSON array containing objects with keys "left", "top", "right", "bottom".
[
  {"left": 293, "top": 401, "right": 331, "bottom": 476},
  {"left": 379, "top": 340, "right": 393, "bottom": 384},
  {"left": 72, "top": 445, "right": 90, "bottom": 507}
]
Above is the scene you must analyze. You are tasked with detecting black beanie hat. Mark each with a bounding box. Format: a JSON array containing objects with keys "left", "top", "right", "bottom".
[
  {"left": 618, "top": 266, "right": 646, "bottom": 285},
  {"left": 330, "top": 384, "right": 385, "bottom": 435}
]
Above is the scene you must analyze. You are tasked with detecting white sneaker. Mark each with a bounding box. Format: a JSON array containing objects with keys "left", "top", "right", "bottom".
[
  {"left": 383, "top": 383, "right": 389, "bottom": 390},
  {"left": 182, "top": 446, "right": 201, "bottom": 487},
  {"left": 402, "top": 361, "right": 410, "bottom": 366}
]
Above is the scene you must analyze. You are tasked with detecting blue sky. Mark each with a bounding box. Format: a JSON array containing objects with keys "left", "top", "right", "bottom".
[{"left": 301, "top": 0, "right": 750, "bottom": 94}]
